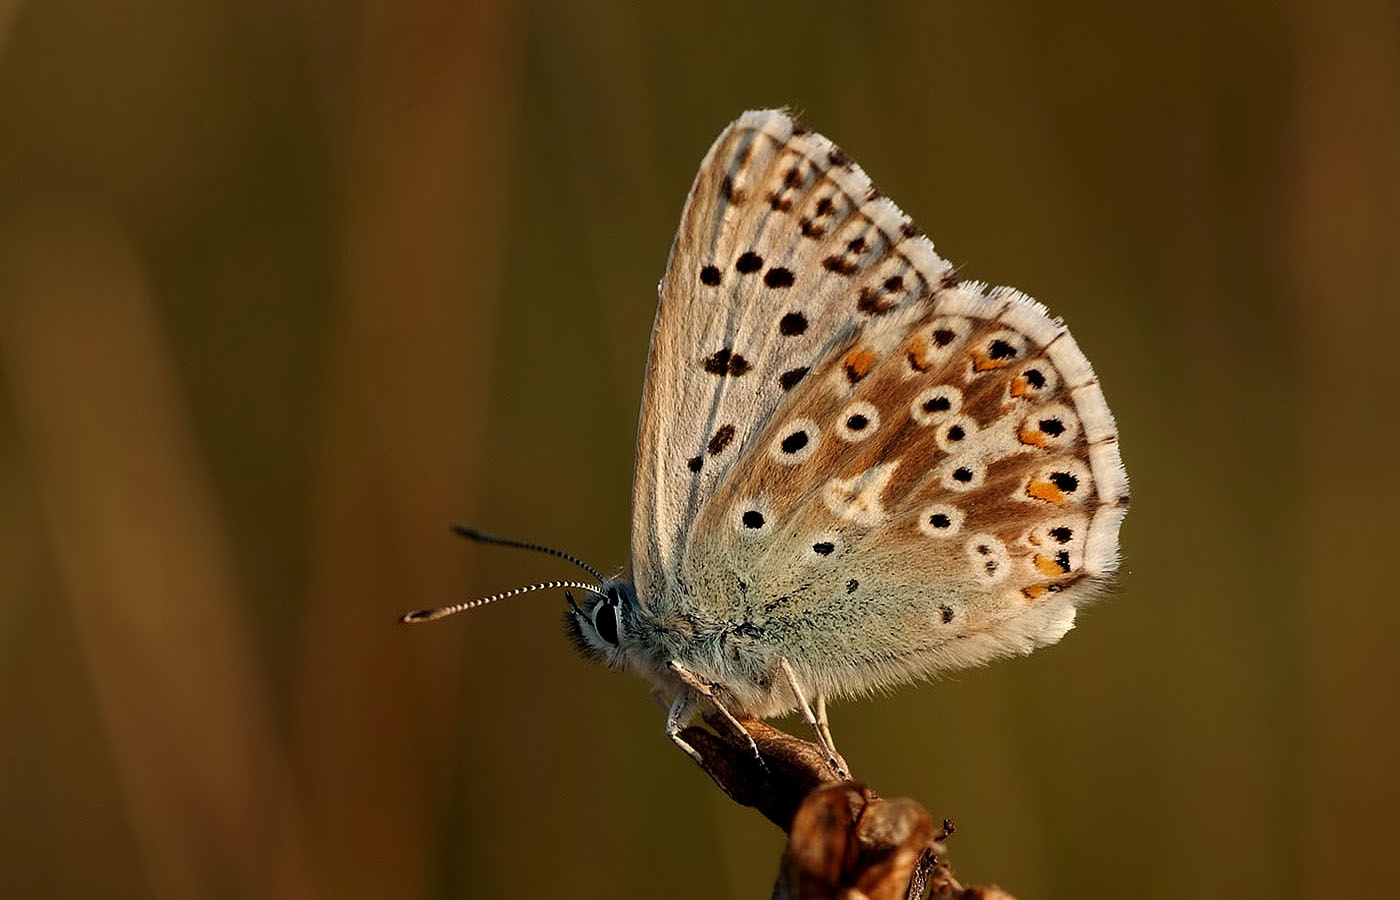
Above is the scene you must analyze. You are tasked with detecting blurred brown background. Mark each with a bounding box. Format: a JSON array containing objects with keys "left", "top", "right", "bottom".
[{"left": 1, "top": 1, "right": 1396, "bottom": 898}]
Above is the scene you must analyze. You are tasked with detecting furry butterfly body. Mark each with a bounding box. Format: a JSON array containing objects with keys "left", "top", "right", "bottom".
[{"left": 563, "top": 110, "right": 1129, "bottom": 736}]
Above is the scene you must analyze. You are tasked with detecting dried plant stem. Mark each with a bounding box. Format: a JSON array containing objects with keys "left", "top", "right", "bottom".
[{"left": 680, "top": 714, "right": 1018, "bottom": 900}]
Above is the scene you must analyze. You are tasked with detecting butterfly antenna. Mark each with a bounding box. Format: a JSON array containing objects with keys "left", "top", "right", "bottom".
[
  {"left": 400, "top": 579, "right": 605, "bottom": 624},
  {"left": 450, "top": 523, "right": 606, "bottom": 583}
]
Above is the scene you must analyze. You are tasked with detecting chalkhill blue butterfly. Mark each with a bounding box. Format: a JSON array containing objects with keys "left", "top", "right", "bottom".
[{"left": 404, "top": 109, "right": 1129, "bottom": 776}]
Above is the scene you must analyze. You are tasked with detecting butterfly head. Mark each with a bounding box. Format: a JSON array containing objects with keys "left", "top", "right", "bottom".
[{"left": 564, "top": 579, "right": 638, "bottom": 665}]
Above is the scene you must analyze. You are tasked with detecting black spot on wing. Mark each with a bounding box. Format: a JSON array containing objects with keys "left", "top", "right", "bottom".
[
  {"left": 708, "top": 424, "right": 736, "bottom": 455},
  {"left": 779, "top": 367, "right": 809, "bottom": 390},
  {"left": 703, "top": 347, "right": 751, "bottom": 376},
  {"left": 779, "top": 312, "right": 808, "bottom": 336},
  {"left": 764, "top": 266, "right": 795, "bottom": 288},
  {"left": 735, "top": 251, "right": 763, "bottom": 274},
  {"left": 779, "top": 430, "right": 809, "bottom": 454},
  {"left": 856, "top": 287, "right": 896, "bottom": 315}
]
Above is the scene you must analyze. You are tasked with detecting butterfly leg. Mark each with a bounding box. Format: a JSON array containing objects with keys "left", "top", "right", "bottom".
[
  {"left": 667, "top": 660, "right": 766, "bottom": 770},
  {"left": 814, "top": 691, "right": 837, "bottom": 752},
  {"left": 778, "top": 657, "right": 850, "bottom": 780},
  {"left": 664, "top": 691, "right": 707, "bottom": 768}
]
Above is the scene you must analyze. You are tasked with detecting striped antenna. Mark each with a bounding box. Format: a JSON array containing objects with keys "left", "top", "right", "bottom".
[
  {"left": 450, "top": 524, "right": 606, "bottom": 583},
  {"left": 399, "top": 579, "right": 605, "bottom": 624}
]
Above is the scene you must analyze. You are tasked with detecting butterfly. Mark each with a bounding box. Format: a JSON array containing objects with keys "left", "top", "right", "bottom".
[{"left": 405, "top": 109, "right": 1129, "bottom": 777}]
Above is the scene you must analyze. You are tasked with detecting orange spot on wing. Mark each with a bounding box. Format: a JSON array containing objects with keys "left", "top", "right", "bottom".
[
  {"left": 971, "top": 351, "right": 1009, "bottom": 372},
  {"left": 1010, "top": 375, "right": 1032, "bottom": 397},
  {"left": 843, "top": 348, "right": 877, "bottom": 382},
  {"left": 906, "top": 337, "right": 930, "bottom": 372},
  {"left": 1033, "top": 554, "right": 1064, "bottom": 576},
  {"left": 1018, "top": 426, "right": 1051, "bottom": 448},
  {"left": 1022, "top": 574, "right": 1082, "bottom": 601},
  {"left": 1026, "top": 478, "right": 1067, "bottom": 505}
]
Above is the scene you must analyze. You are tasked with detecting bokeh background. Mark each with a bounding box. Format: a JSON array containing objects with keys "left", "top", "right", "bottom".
[{"left": 2, "top": 1, "right": 1397, "bottom": 898}]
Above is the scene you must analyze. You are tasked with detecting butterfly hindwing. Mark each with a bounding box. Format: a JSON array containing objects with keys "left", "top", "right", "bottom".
[{"left": 687, "top": 280, "right": 1129, "bottom": 694}]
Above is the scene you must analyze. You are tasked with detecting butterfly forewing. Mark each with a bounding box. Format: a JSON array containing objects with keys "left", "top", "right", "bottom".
[
  {"left": 633, "top": 110, "right": 1127, "bottom": 697},
  {"left": 634, "top": 110, "right": 951, "bottom": 601}
]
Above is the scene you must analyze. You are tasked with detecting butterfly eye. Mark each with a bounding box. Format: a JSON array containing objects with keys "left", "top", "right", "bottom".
[{"left": 592, "top": 598, "right": 619, "bottom": 646}]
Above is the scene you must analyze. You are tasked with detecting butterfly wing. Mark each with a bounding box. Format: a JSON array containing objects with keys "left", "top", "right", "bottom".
[
  {"left": 632, "top": 110, "right": 1128, "bottom": 702},
  {"left": 632, "top": 110, "right": 946, "bottom": 607}
]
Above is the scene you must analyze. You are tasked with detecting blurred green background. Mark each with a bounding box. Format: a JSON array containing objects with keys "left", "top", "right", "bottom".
[{"left": 2, "top": 1, "right": 1397, "bottom": 898}]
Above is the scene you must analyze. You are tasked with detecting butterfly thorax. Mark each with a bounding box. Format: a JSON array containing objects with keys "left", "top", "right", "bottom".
[{"left": 564, "top": 575, "right": 793, "bottom": 715}]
